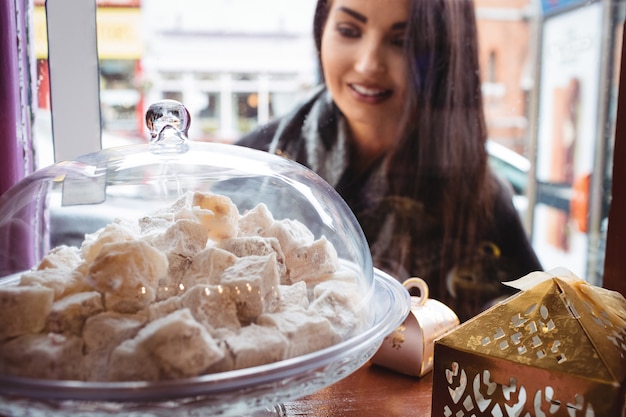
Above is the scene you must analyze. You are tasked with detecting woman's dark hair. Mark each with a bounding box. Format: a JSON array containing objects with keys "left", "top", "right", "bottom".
[{"left": 313, "top": 0, "right": 494, "bottom": 283}]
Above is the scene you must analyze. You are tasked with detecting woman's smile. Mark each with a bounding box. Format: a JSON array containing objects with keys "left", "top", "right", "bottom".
[{"left": 348, "top": 83, "right": 394, "bottom": 103}]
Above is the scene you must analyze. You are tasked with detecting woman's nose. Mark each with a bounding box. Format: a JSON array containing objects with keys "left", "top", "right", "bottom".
[{"left": 354, "top": 40, "right": 386, "bottom": 75}]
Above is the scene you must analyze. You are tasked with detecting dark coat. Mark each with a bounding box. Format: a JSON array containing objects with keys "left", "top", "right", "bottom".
[{"left": 236, "top": 86, "right": 542, "bottom": 321}]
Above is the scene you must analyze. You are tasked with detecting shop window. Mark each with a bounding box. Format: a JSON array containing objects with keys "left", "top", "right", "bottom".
[
  {"left": 234, "top": 93, "right": 259, "bottom": 134},
  {"left": 197, "top": 93, "right": 221, "bottom": 140},
  {"left": 100, "top": 60, "right": 140, "bottom": 132},
  {"left": 487, "top": 50, "right": 497, "bottom": 83},
  {"left": 163, "top": 91, "right": 183, "bottom": 103}
]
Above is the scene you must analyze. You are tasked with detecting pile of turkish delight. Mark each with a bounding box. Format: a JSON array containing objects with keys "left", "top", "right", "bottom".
[{"left": 0, "top": 192, "right": 364, "bottom": 381}]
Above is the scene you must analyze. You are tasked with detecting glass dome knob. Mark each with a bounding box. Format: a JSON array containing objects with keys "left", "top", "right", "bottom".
[{"left": 145, "top": 99, "right": 191, "bottom": 154}]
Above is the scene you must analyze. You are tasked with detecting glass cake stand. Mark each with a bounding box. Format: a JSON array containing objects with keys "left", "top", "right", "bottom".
[{"left": 0, "top": 268, "right": 409, "bottom": 417}]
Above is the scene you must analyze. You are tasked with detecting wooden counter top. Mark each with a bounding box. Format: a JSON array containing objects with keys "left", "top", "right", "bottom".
[{"left": 280, "top": 362, "right": 433, "bottom": 416}]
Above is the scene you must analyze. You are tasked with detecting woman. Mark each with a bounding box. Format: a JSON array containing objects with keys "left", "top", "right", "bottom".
[{"left": 237, "top": 0, "right": 541, "bottom": 321}]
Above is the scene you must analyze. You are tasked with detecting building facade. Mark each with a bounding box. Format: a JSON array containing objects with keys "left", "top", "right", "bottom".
[{"left": 476, "top": 0, "right": 534, "bottom": 155}]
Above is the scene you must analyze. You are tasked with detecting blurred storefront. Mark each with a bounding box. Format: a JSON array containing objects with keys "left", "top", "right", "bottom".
[{"left": 475, "top": 0, "right": 535, "bottom": 155}]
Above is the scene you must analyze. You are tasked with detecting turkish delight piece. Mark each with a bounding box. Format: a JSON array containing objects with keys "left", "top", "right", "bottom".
[
  {"left": 107, "top": 339, "right": 160, "bottom": 381},
  {"left": 156, "top": 253, "right": 191, "bottom": 300},
  {"left": 0, "top": 285, "right": 54, "bottom": 340},
  {"left": 0, "top": 333, "right": 85, "bottom": 380},
  {"left": 81, "top": 221, "right": 139, "bottom": 264},
  {"left": 285, "top": 236, "right": 339, "bottom": 285},
  {"left": 82, "top": 311, "right": 147, "bottom": 381},
  {"left": 181, "top": 246, "right": 238, "bottom": 289},
  {"left": 86, "top": 240, "right": 168, "bottom": 313},
  {"left": 238, "top": 203, "right": 274, "bottom": 237},
  {"left": 180, "top": 284, "right": 241, "bottom": 333},
  {"left": 266, "top": 218, "right": 315, "bottom": 255},
  {"left": 192, "top": 192, "right": 239, "bottom": 242},
  {"left": 309, "top": 280, "right": 362, "bottom": 339},
  {"left": 224, "top": 323, "right": 288, "bottom": 370},
  {"left": 142, "top": 295, "right": 182, "bottom": 322},
  {"left": 45, "top": 290, "right": 104, "bottom": 335},
  {"left": 257, "top": 309, "right": 341, "bottom": 358},
  {"left": 148, "top": 192, "right": 196, "bottom": 224},
  {"left": 149, "top": 218, "right": 208, "bottom": 257},
  {"left": 109, "top": 309, "right": 224, "bottom": 380},
  {"left": 218, "top": 236, "right": 287, "bottom": 279},
  {"left": 277, "top": 281, "right": 309, "bottom": 311},
  {"left": 138, "top": 213, "right": 174, "bottom": 241},
  {"left": 19, "top": 267, "right": 90, "bottom": 300},
  {"left": 36, "top": 245, "right": 83, "bottom": 270},
  {"left": 203, "top": 340, "right": 236, "bottom": 373},
  {"left": 220, "top": 254, "right": 281, "bottom": 323}
]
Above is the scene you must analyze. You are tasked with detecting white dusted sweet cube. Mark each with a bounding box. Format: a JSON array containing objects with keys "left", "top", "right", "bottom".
[{"left": 431, "top": 269, "right": 626, "bottom": 417}]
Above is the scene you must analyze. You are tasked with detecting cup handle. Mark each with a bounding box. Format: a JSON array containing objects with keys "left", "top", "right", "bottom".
[{"left": 403, "top": 277, "right": 429, "bottom": 306}]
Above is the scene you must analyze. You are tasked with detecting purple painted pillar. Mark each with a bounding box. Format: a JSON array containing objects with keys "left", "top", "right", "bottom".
[
  {"left": 0, "top": 0, "right": 37, "bottom": 275},
  {"left": 0, "top": 0, "right": 33, "bottom": 196}
]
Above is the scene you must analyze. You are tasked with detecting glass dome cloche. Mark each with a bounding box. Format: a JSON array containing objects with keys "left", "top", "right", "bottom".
[{"left": 0, "top": 100, "right": 410, "bottom": 416}]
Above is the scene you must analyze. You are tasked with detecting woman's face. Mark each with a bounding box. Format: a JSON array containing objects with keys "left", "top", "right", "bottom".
[{"left": 320, "top": 0, "right": 409, "bottom": 141}]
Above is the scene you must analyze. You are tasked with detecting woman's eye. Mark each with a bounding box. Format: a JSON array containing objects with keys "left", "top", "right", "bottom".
[
  {"left": 336, "top": 23, "right": 360, "bottom": 38},
  {"left": 390, "top": 35, "right": 405, "bottom": 47}
]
